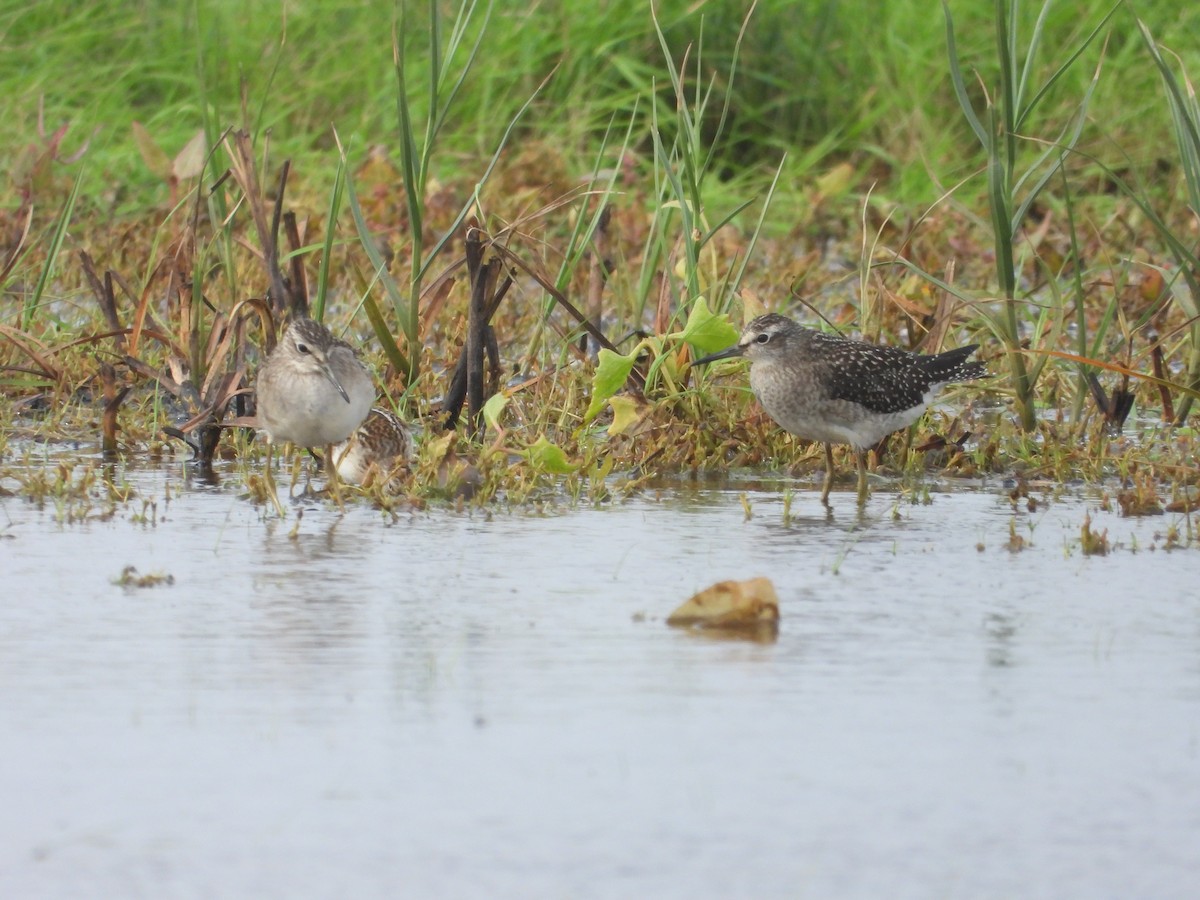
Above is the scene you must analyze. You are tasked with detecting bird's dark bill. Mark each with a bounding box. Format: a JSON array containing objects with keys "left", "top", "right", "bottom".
[
  {"left": 692, "top": 345, "right": 744, "bottom": 366},
  {"left": 320, "top": 365, "right": 352, "bottom": 403}
]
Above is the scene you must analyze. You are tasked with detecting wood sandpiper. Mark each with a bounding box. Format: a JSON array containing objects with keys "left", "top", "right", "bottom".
[
  {"left": 255, "top": 318, "right": 374, "bottom": 511},
  {"left": 694, "top": 313, "right": 985, "bottom": 507}
]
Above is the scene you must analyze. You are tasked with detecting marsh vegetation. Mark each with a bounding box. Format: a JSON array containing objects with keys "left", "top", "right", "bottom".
[{"left": 2, "top": 0, "right": 1199, "bottom": 518}]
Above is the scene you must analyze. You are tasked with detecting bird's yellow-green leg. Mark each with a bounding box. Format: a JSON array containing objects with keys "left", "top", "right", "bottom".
[
  {"left": 855, "top": 449, "right": 869, "bottom": 505},
  {"left": 820, "top": 442, "right": 835, "bottom": 509},
  {"left": 264, "top": 441, "right": 287, "bottom": 518},
  {"left": 323, "top": 444, "right": 346, "bottom": 511}
]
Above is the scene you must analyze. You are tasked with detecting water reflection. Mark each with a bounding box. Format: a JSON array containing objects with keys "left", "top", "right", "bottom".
[{"left": 984, "top": 609, "right": 1021, "bottom": 668}]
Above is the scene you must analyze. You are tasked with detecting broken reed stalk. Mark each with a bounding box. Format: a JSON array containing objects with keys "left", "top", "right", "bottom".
[
  {"left": 78, "top": 249, "right": 170, "bottom": 358},
  {"left": 465, "top": 227, "right": 486, "bottom": 431},
  {"left": 444, "top": 226, "right": 651, "bottom": 433},
  {"left": 79, "top": 252, "right": 124, "bottom": 348},
  {"left": 99, "top": 361, "right": 130, "bottom": 457},
  {"left": 442, "top": 226, "right": 509, "bottom": 432},
  {"left": 1087, "top": 372, "right": 1134, "bottom": 431},
  {"left": 443, "top": 269, "right": 511, "bottom": 431},
  {"left": 465, "top": 227, "right": 503, "bottom": 438},
  {"left": 151, "top": 298, "right": 270, "bottom": 464},
  {"left": 282, "top": 211, "right": 309, "bottom": 319},
  {"left": 1151, "top": 343, "right": 1175, "bottom": 423}
]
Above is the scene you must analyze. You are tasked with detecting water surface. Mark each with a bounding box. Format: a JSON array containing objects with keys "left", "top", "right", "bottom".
[{"left": 1, "top": 461, "right": 1198, "bottom": 898}]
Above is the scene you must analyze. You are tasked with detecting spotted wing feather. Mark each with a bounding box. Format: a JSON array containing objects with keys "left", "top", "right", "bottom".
[{"left": 812, "top": 332, "right": 983, "bottom": 415}]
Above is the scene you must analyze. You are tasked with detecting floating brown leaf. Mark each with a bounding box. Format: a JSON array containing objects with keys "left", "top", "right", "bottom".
[{"left": 667, "top": 577, "right": 780, "bottom": 630}]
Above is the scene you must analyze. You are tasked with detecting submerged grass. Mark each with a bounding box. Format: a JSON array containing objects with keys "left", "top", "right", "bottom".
[{"left": 1, "top": 0, "right": 1200, "bottom": 530}]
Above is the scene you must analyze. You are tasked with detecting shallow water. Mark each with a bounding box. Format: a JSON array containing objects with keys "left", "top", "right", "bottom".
[{"left": 1, "top": 459, "right": 1199, "bottom": 898}]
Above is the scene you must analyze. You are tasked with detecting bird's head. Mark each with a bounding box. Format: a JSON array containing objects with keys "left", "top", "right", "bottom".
[
  {"left": 691, "top": 313, "right": 799, "bottom": 367},
  {"left": 283, "top": 318, "right": 352, "bottom": 403}
]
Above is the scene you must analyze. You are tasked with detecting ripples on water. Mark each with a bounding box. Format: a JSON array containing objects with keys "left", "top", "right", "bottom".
[{"left": 1, "top": 459, "right": 1198, "bottom": 898}]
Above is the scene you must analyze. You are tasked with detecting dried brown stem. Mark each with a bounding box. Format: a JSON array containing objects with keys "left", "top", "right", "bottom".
[
  {"left": 99, "top": 361, "right": 131, "bottom": 457},
  {"left": 1087, "top": 372, "right": 1134, "bottom": 430},
  {"left": 0, "top": 323, "right": 61, "bottom": 382},
  {"left": 225, "top": 130, "right": 297, "bottom": 321},
  {"left": 1150, "top": 343, "right": 1175, "bottom": 423},
  {"left": 79, "top": 252, "right": 124, "bottom": 346},
  {"left": 465, "top": 227, "right": 502, "bottom": 437},
  {"left": 443, "top": 259, "right": 513, "bottom": 433},
  {"left": 283, "top": 210, "right": 309, "bottom": 318}
]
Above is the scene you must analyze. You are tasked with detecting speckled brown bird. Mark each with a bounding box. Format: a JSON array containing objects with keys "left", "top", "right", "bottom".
[
  {"left": 694, "top": 313, "right": 984, "bottom": 507},
  {"left": 331, "top": 407, "right": 413, "bottom": 487}
]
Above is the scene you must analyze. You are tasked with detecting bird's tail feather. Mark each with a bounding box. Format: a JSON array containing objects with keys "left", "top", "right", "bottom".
[{"left": 925, "top": 345, "right": 986, "bottom": 383}]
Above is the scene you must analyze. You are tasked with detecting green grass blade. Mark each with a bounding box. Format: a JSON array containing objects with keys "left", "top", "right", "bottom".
[
  {"left": 24, "top": 163, "right": 84, "bottom": 330},
  {"left": 1010, "top": 73, "right": 1096, "bottom": 228},
  {"left": 697, "top": 199, "right": 755, "bottom": 251},
  {"left": 430, "top": 1, "right": 492, "bottom": 146},
  {"left": 1017, "top": 1, "right": 1120, "bottom": 130},
  {"left": 730, "top": 155, "right": 786, "bottom": 297},
  {"left": 415, "top": 66, "right": 555, "bottom": 286},
  {"left": 1015, "top": 0, "right": 1054, "bottom": 112},
  {"left": 699, "top": 1, "right": 758, "bottom": 174},
  {"left": 313, "top": 145, "right": 348, "bottom": 323},
  {"left": 942, "top": 1, "right": 988, "bottom": 147},
  {"left": 345, "top": 166, "right": 413, "bottom": 379},
  {"left": 1136, "top": 18, "right": 1200, "bottom": 214},
  {"left": 394, "top": 22, "right": 425, "bottom": 268},
  {"left": 361, "top": 287, "right": 411, "bottom": 381}
]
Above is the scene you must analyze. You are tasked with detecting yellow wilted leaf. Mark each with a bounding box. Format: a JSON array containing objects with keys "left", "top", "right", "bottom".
[
  {"left": 608, "top": 394, "right": 653, "bottom": 436},
  {"left": 423, "top": 431, "right": 455, "bottom": 463},
  {"left": 814, "top": 161, "right": 855, "bottom": 199}
]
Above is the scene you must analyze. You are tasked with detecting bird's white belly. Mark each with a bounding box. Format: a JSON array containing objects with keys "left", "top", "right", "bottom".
[
  {"left": 805, "top": 403, "right": 927, "bottom": 448},
  {"left": 752, "top": 362, "right": 937, "bottom": 449},
  {"left": 262, "top": 374, "right": 372, "bottom": 447}
]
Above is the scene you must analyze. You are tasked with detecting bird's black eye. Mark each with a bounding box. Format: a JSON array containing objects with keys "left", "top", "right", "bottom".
[
  {"left": 755, "top": 332, "right": 771, "bottom": 344},
  {"left": 296, "top": 342, "right": 310, "bottom": 354}
]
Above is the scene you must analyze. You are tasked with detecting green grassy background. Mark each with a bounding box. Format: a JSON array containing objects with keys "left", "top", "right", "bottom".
[{"left": 4, "top": 0, "right": 1198, "bottom": 215}]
